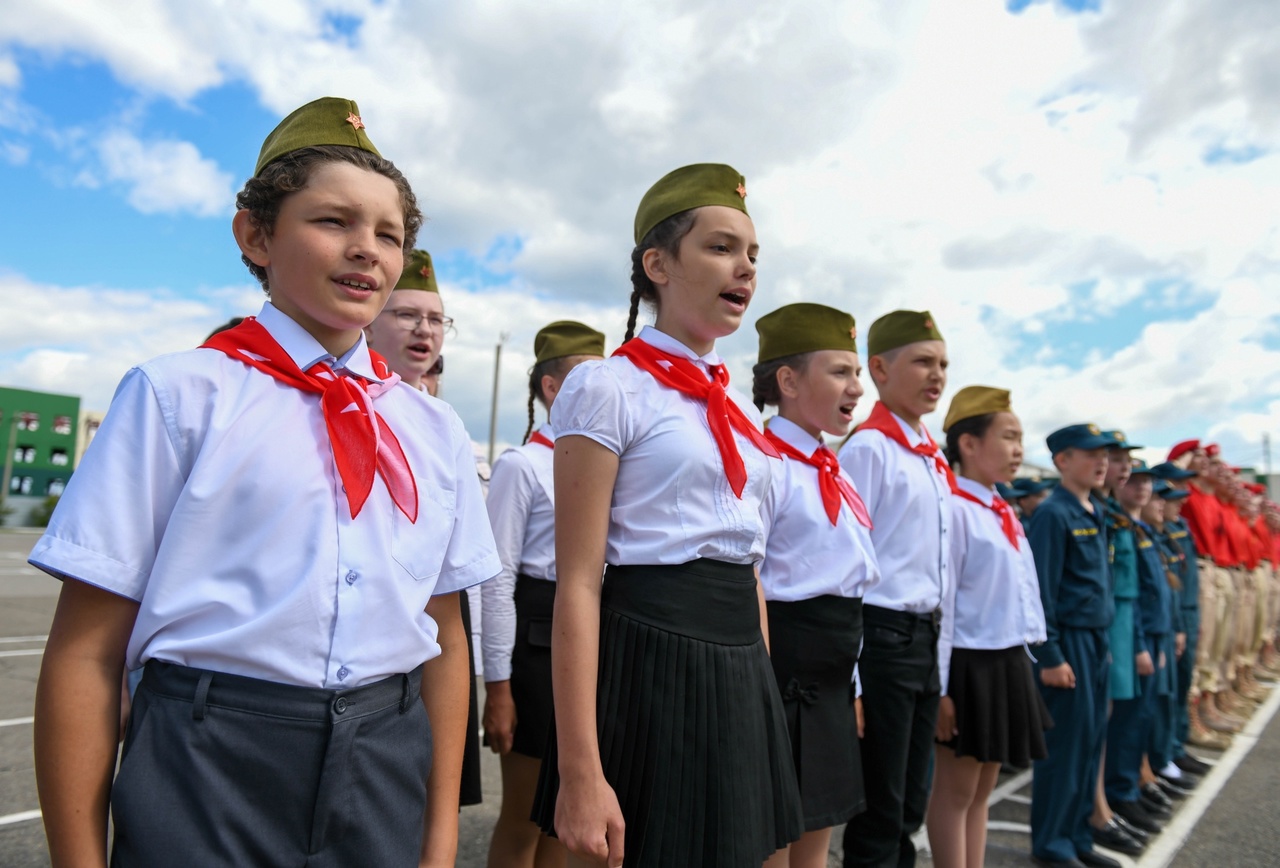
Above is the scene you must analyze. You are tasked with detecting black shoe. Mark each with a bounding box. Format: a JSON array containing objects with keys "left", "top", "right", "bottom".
[
  {"left": 1111, "top": 812, "right": 1151, "bottom": 843},
  {"left": 1155, "top": 777, "right": 1191, "bottom": 800},
  {"left": 1175, "top": 753, "right": 1213, "bottom": 775},
  {"left": 1141, "top": 782, "right": 1175, "bottom": 809},
  {"left": 1159, "top": 769, "right": 1200, "bottom": 789},
  {"left": 1112, "top": 798, "right": 1164, "bottom": 833},
  {"left": 1031, "top": 857, "right": 1086, "bottom": 868},
  {"left": 1078, "top": 850, "right": 1123, "bottom": 868},
  {"left": 1091, "top": 819, "right": 1145, "bottom": 855},
  {"left": 1139, "top": 791, "right": 1173, "bottom": 818}
]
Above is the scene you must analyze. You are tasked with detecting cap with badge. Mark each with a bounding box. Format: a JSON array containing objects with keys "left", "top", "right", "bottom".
[
  {"left": 1154, "top": 479, "right": 1190, "bottom": 500},
  {"left": 634, "top": 163, "right": 748, "bottom": 244},
  {"left": 1011, "top": 477, "right": 1056, "bottom": 498},
  {"left": 534, "top": 321, "right": 606, "bottom": 365},
  {"left": 866, "top": 310, "right": 945, "bottom": 357},
  {"left": 755, "top": 303, "right": 858, "bottom": 363},
  {"left": 1128, "top": 458, "right": 1155, "bottom": 477},
  {"left": 255, "top": 96, "right": 380, "bottom": 176},
  {"left": 1046, "top": 423, "right": 1112, "bottom": 455},
  {"left": 396, "top": 250, "right": 439, "bottom": 293},
  {"left": 942, "top": 385, "right": 1011, "bottom": 433},
  {"left": 1103, "top": 430, "right": 1144, "bottom": 451},
  {"left": 1151, "top": 461, "right": 1197, "bottom": 482}
]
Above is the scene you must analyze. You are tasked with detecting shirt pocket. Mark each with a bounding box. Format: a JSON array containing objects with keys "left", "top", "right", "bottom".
[{"left": 391, "top": 483, "right": 457, "bottom": 582}]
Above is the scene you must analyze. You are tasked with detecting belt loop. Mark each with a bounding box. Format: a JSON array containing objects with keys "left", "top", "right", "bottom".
[
  {"left": 399, "top": 672, "right": 412, "bottom": 714},
  {"left": 192, "top": 671, "right": 214, "bottom": 721}
]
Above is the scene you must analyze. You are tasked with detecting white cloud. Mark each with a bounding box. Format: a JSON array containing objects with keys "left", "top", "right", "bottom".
[{"left": 96, "top": 130, "right": 234, "bottom": 216}]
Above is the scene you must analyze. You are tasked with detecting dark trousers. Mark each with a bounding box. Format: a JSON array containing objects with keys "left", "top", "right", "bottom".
[
  {"left": 842, "top": 605, "right": 940, "bottom": 868},
  {"left": 1031, "top": 627, "right": 1109, "bottom": 862},
  {"left": 1105, "top": 634, "right": 1164, "bottom": 803},
  {"left": 111, "top": 660, "right": 432, "bottom": 867},
  {"left": 1174, "top": 615, "right": 1199, "bottom": 754}
]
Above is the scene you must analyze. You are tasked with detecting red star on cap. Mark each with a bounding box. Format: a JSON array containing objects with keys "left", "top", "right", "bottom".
[
  {"left": 419, "top": 265, "right": 432, "bottom": 279},
  {"left": 736, "top": 183, "right": 747, "bottom": 199},
  {"left": 923, "top": 318, "right": 934, "bottom": 330},
  {"left": 346, "top": 113, "right": 365, "bottom": 130},
  {"left": 850, "top": 326, "right": 858, "bottom": 340}
]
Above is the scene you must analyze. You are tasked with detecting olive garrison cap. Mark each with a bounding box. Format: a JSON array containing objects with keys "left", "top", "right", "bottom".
[
  {"left": 1046, "top": 423, "right": 1112, "bottom": 455},
  {"left": 255, "top": 97, "right": 381, "bottom": 176},
  {"left": 534, "top": 321, "right": 606, "bottom": 365},
  {"left": 942, "top": 386, "right": 1012, "bottom": 433},
  {"left": 396, "top": 250, "right": 439, "bottom": 293},
  {"left": 866, "top": 310, "right": 944, "bottom": 357},
  {"left": 755, "top": 303, "right": 858, "bottom": 364},
  {"left": 634, "top": 163, "right": 748, "bottom": 244}
]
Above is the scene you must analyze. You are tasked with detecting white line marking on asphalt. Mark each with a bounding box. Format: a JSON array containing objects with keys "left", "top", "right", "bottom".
[
  {"left": 0, "top": 809, "right": 41, "bottom": 826},
  {"left": 0, "top": 635, "right": 47, "bottom": 644},
  {"left": 0, "top": 648, "right": 43, "bottom": 658},
  {"left": 0, "top": 716, "right": 34, "bottom": 727},
  {"left": 1137, "top": 685, "right": 1280, "bottom": 868}
]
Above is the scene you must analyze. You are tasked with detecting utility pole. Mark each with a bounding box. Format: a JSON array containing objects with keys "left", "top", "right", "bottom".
[
  {"left": 487, "top": 332, "right": 510, "bottom": 466},
  {"left": 1265, "top": 432, "right": 1273, "bottom": 496}
]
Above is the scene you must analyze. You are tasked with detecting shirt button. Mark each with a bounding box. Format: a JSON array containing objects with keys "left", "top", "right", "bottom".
[
  {"left": 337, "top": 665, "right": 350, "bottom": 680},
  {"left": 345, "top": 570, "right": 358, "bottom": 585},
  {"left": 333, "top": 696, "right": 348, "bottom": 714}
]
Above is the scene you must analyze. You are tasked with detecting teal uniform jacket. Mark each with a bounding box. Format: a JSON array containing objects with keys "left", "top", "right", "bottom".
[
  {"left": 1104, "top": 501, "right": 1141, "bottom": 701},
  {"left": 1164, "top": 518, "right": 1200, "bottom": 627}
]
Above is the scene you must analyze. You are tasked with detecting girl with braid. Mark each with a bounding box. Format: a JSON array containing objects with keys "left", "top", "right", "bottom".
[
  {"left": 482, "top": 322, "right": 604, "bottom": 868},
  {"left": 533, "top": 164, "right": 803, "bottom": 867}
]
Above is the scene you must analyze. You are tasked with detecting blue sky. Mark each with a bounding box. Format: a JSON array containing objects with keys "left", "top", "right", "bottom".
[{"left": 2, "top": 0, "right": 1279, "bottom": 469}]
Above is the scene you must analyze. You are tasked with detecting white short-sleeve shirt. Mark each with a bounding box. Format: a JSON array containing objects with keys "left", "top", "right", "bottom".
[
  {"left": 550, "top": 325, "right": 771, "bottom": 566},
  {"left": 759, "top": 416, "right": 881, "bottom": 602},
  {"left": 938, "top": 476, "right": 1047, "bottom": 694},
  {"left": 837, "top": 410, "right": 951, "bottom": 614},
  {"left": 29, "top": 302, "right": 501, "bottom": 689},
  {"left": 480, "top": 424, "right": 556, "bottom": 682}
]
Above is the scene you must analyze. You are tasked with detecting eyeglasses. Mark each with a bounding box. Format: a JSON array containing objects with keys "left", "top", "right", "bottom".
[{"left": 383, "top": 309, "right": 455, "bottom": 334}]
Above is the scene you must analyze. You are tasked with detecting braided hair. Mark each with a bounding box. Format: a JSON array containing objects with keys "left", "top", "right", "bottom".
[
  {"left": 522, "top": 356, "right": 577, "bottom": 444},
  {"left": 625, "top": 209, "right": 699, "bottom": 343}
]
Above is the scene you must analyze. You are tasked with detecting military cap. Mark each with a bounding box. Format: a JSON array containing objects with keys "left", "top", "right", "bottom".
[
  {"left": 634, "top": 163, "right": 748, "bottom": 244},
  {"left": 866, "top": 310, "right": 944, "bottom": 357},
  {"left": 1129, "top": 458, "right": 1155, "bottom": 476},
  {"left": 942, "top": 386, "right": 1012, "bottom": 433},
  {"left": 1012, "top": 478, "right": 1056, "bottom": 498},
  {"left": 995, "top": 482, "right": 1019, "bottom": 501},
  {"left": 396, "top": 250, "right": 439, "bottom": 293},
  {"left": 1046, "top": 423, "right": 1112, "bottom": 455},
  {"left": 1167, "top": 439, "right": 1200, "bottom": 462},
  {"left": 755, "top": 303, "right": 858, "bottom": 364},
  {"left": 255, "top": 97, "right": 381, "bottom": 176},
  {"left": 1154, "top": 479, "right": 1190, "bottom": 500},
  {"left": 1204, "top": 443, "right": 1221, "bottom": 458},
  {"left": 534, "top": 321, "right": 606, "bottom": 365},
  {"left": 1151, "top": 461, "right": 1197, "bottom": 482},
  {"left": 1103, "top": 429, "right": 1144, "bottom": 451}
]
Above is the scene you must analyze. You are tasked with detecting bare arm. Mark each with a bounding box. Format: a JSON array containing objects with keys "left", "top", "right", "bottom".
[
  {"left": 35, "top": 579, "right": 139, "bottom": 868},
  {"left": 551, "top": 434, "right": 625, "bottom": 867},
  {"left": 419, "top": 592, "right": 469, "bottom": 868},
  {"left": 756, "top": 567, "right": 770, "bottom": 653}
]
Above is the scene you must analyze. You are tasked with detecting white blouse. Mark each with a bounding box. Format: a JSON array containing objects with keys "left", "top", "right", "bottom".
[
  {"left": 550, "top": 325, "right": 772, "bottom": 566},
  {"left": 759, "top": 416, "right": 881, "bottom": 602}
]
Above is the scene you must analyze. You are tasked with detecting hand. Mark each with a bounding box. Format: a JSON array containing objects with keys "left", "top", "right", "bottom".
[
  {"left": 482, "top": 680, "right": 516, "bottom": 755},
  {"left": 1158, "top": 650, "right": 1167, "bottom": 669},
  {"left": 1175, "top": 633, "right": 1186, "bottom": 659},
  {"left": 1040, "top": 662, "right": 1076, "bottom": 688},
  {"left": 855, "top": 696, "right": 865, "bottom": 739},
  {"left": 1136, "top": 650, "right": 1154, "bottom": 677},
  {"left": 555, "top": 772, "right": 625, "bottom": 867},
  {"left": 935, "top": 695, "right": 957, "bottom": 742}
]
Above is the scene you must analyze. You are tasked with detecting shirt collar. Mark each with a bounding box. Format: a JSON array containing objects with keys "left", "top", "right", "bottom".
[
  {"left": 888, "top": 408, "right": 928, "bottom": 447},
  {"left": 957, "top": 476, "right": 994, "bottom": 504},
  {"left": 766, "top": 415, "right": 823, "bottom": 456},
  {"left": 637, "top": 325, "right": 724, "bottom": 371},
  {"left": 256, "top": 301, "right": 382, "bottom": 382}
]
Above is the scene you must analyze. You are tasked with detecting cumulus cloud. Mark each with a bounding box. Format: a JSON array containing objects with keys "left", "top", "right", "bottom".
[{"left": 95, "top": 130, "right": 234, "bottom": 216}]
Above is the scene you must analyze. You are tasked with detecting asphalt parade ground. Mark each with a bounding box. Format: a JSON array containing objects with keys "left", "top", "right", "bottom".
[{"left": 1, "top": 529, "right": 1276, "bottom": 867}]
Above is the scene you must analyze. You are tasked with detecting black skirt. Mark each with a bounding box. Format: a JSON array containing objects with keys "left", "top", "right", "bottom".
[
  {"left": 533, "top": 559, "right": 803, "bottom": 867},
  {"left": 766, "top": 595, "right": 865, "bottom": 830},
  {"left": 459, "top": 590, "right": 482, "bottom": 806},
  {"left": 510, "top": 575, "right": 556, "bottom": 759},
  {"left": 939, "top": 645, "right": 1053, "bottom": 767}
]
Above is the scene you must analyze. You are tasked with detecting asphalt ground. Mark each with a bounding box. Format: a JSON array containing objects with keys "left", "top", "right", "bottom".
[{"left": 1, "top": 528, "right": 1276, "bottom": 867}]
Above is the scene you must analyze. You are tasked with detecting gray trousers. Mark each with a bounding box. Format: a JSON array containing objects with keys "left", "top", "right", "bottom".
[{"left": 111, "top": 660, "right": 431, "bottom": 867}]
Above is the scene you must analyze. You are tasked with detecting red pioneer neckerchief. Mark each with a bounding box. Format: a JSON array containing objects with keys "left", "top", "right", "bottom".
[
  {"left": 856, "top": 401, "right": 959, "bottom": 494},
  {"left": 613, "top": 338, "right": 779, "bottom": 498},
  {"left": 954, "top": 486, "right": 1021, "bottom": 549},
  {"left": 203, "top": 317, "right": 418, "bottom": 522},
  {"left": 765, "top": 428, "right": 872, "bottom": 528},
  {"left": 527, "top": 430, "right": 554, "bottom": 449}
]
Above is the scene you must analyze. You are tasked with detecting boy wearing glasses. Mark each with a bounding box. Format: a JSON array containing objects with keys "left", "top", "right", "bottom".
[{"left": 366, "top": 249, "right": 455, "bottom": 391}]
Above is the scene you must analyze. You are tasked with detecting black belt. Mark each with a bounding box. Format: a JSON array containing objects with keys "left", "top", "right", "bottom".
[{"left": 863, "top": 603, "right": 941, "bottom": 630}]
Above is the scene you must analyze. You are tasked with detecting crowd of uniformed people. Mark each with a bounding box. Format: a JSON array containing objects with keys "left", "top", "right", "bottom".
[{"left": 25, "top": 96, "right": 1279, "bottom": 868}]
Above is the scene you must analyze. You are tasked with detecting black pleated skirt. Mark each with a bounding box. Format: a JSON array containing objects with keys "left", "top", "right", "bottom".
[
  {"left": 533, "top": 559, "right": 804, "bottom": 867},
  {"left": 766, "top": 595, "right": 865, "bottom": 830},
  {"left": 939, "top": 645, "right": 1053, "bottom": 767},
  {"left": 510, "top": 575, "right": 557, "bottom": 759},
  {"left": 459, "top": 590, "right": 482, "bottom": 806}
]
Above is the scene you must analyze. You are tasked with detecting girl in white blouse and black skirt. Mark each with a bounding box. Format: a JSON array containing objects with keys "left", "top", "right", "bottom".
[
  {"left": 751, "top": 303, "right": 881, "bottom": 868},
  {"left": 929, "top": 386, "right": 1051, "bottom": 868},
  {"left": 532, "top": 164, "right": 803, "bottom": 867}
]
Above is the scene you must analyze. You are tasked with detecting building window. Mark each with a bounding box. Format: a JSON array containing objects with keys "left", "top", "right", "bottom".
[
  {"left": 17, "top": 412, "right": 39, "bottom": 432},
  {"left": 9, "top": 476, "right": 33, "bottom": 495},
  {"left": 50, "top": 449, "right": 69, "bottom": 466},
  {"left": 54, "top": 416, "right": 72, "bottom": 435},
  {"left": 14, "top": 446, "right": 35, "bottom": 464},
  {"left": 47, "top": 478, "right": 66, "bottom": 496}
]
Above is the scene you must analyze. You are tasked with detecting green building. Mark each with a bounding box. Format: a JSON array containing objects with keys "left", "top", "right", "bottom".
[{"left": 1, "top": 386, "right": 80, "bottom": 525}]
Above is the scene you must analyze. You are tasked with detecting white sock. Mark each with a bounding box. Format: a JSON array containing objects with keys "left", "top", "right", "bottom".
[{"left": 1161, "top": 761, "right": 1183, "bottom": 779}]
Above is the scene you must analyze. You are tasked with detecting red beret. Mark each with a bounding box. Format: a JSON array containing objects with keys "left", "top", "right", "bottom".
[
  {"left": 1167, "top": 439, "right": 1200, "bottom": 462},
  {"left": 1246, "top": 483, "right": 1267, "bottom": 495},
  {"left": 1204, "top": 443, "right": 1221, "bottom": 458}
]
